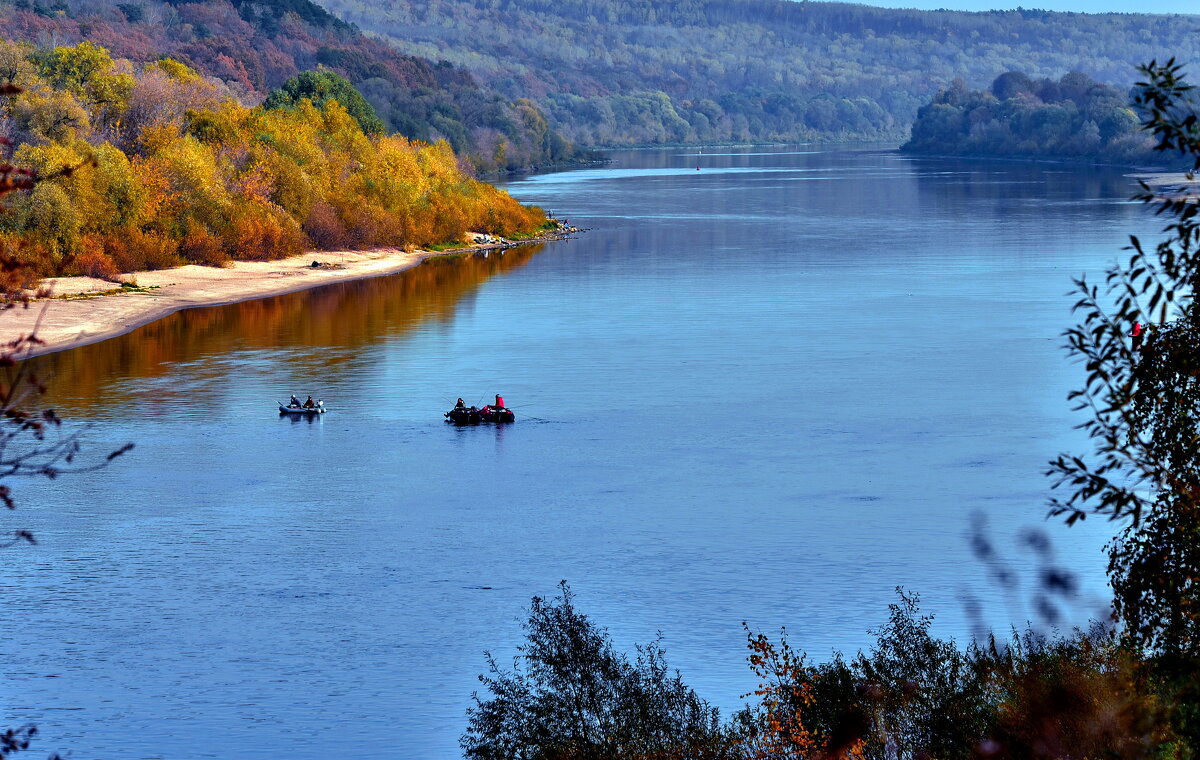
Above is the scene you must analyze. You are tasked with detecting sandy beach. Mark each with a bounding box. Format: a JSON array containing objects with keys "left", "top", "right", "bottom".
[
  {"left": 0, "top": 233, "right": 564, "bottom": 359},
  {"left": 1128, "top": 170, "right": 1200, "bottom": 201}
]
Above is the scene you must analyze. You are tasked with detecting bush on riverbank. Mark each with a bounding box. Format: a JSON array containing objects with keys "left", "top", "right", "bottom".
[{"left": 0, "top": 42, "right": 545, "bottom": 278}]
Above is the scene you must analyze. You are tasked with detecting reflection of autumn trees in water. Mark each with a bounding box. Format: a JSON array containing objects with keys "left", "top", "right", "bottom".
[{"left": 27, "top": 245, "right": 544, "bottom": 407}]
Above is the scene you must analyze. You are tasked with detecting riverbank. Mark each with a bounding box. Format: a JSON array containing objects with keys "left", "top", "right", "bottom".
[
  {"left": 1130, "top": 170, "right": 1200, "bottom": 202},
  {"left": 1, "top": 227, "right": 574, "bottom": 359}
]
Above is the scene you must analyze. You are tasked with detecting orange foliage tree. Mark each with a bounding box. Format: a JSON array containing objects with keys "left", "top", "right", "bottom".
[{"left": 738, "top": 626, "right": 865, "bottom": 760}]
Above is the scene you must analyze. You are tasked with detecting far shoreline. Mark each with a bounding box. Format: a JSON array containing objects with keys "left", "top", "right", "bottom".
[{"left": 2, "top": 227, "right": 575, "bottom": 360}]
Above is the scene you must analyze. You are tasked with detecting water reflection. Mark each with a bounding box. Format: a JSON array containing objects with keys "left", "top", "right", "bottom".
[
  {"left": 903, "top": 154, "right": 1142, "bottom": 205},
  {"left": 28, "top": 245, "right": 544, "bottom": 410},
  {"left": 280, "top": 412, "right": 324, "bottom": 425}
]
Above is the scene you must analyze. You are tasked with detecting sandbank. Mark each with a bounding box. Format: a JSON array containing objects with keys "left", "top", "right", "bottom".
[
  {"left": 1, "top": 232, "right": 566, "bottom": 359},
  {"left": 1128, "top": 170, "right": 1200, "bottom": 201}
]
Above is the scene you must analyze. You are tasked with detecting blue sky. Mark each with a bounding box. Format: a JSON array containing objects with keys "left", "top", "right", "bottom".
[{"left": 847, "top": 0, "right": 1198, "bottom": 12}]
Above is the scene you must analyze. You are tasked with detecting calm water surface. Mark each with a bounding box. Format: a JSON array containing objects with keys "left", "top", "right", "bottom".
[{"left": 2, "top": 147, "right": 1158, "bottom": 758}]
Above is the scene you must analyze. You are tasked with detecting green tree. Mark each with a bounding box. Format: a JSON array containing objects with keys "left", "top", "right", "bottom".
[
  {"left": 263, "top": 69, "right": 386, "bottom": 136},
  {"left": 33, "top": 41, "right": 133, "bottom": 113},
  {"left": 461, "top": 582, "right": 733, "bottom": 760}
]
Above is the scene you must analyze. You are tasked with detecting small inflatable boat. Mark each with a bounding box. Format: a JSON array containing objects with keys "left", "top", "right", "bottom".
[
  {"left": 445, "top": 407, "right": 483, "bottom": 425},
  {"left": 480, "top": 405, "right": 515, "bottom": 423},
  {"left": 280, "top": 401, "right": 326, "bottom": 415},
  {"left": 444, "top": 405, "right": 514, "bottom": 424}
]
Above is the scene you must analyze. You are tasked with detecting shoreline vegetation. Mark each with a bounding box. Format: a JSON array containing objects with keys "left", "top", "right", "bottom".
[
  {"left": 1, "top": 223, "right": 578, "bottom": 360},
  {"left": 0, "top": 41, "right": 551, "bottom": 283},
  {"left": 902, "top": 71, "right": 1167, "bottom": 166}
]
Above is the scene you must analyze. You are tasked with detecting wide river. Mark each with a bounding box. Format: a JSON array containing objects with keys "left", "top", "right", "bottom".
[{"left": 2, "top": 146, "right": 1160, "bottom": 758}]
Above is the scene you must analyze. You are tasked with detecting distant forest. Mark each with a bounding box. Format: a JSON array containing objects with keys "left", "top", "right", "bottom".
[
  {"left": 316, "top": 0, "right": 1200, "bottom": 146},
  {"left": 0, "top": 0, "right": 587, "bottom": 172},
  {"left": 903, "top": 71, "right": 1165, "bottom": 164}
]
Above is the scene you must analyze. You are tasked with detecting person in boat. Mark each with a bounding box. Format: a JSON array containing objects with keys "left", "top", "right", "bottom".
[
  {"left": 1131, "top": 321, "right": 1146, "bottom": 352},
  {"left": 455, "top": 398, "right": 466, "bottom": 410},
  {"left": 289, "top": 394, "right": 302, "bottom": 407},
  {"left": 304, "top": 396, "right": 317, "bottom": 409},
  {"left": 494, "top": 393, "right": 505, "bottom": 409}
]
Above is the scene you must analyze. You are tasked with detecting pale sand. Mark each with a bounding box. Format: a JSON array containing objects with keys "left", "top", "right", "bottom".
[
  {"left": 1128, "top": 171, "right": 1200, "bottom": 201},
  {"left": 2, "top": 245, "right": 464, "bottom": 358}
]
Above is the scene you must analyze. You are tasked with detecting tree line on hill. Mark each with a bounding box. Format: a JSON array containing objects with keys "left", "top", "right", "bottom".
[
  {"left": 0, "top": 0, "right": 588, "bottom": 172},
  {"left": 903, "top": 70, "right": 1164, "bottom": 164},
  {"left": 316, "top": 0, "right": 1200, "bottom": 147}
]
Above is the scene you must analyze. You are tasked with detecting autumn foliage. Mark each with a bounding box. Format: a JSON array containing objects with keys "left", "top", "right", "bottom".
[
  {"left": 0, "top": 0, "right": 584, "bottom": 174},
  {"left": 738, "top": 628, "right": 866, "bottom": 760},
  {"left": 0, "top": 41, "right": 546, "bottom": 277}
]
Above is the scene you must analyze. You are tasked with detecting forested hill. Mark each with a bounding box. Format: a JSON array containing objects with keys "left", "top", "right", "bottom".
[
  {"left": 902, "top": 71, "right": 1163, "bottom": 165},
  {"left": 0, "top": 0, "right": 585, "bottom": 171},
  {"left": 316, "top": 0, "right": 1200, "bottom": 146}
]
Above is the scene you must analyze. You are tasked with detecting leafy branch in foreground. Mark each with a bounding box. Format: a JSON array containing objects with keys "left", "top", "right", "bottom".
[
  {"left": 1045, "top": 59, "right": 1200, "bottom": 661},
  {"left": 1038, "top": 57, "right": 1200, "bottom": 750}
]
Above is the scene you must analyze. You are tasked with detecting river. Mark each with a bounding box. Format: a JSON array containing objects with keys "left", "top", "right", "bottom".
[{"left": 1, "top": 146, "right": 1157, "bottom": 758}]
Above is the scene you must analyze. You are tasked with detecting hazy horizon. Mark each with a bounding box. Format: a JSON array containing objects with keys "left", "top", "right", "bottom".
[{"left": 842, "top": 0, "right": 1197, "bottom": 14}]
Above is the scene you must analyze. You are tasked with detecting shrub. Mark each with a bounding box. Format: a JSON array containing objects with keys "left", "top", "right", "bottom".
[
  {"left": 105, "top": 228, "right": 181, "bottom": 271},
  {"left": 69, "top": 235, "right": 120, "bottom": 280},
  {"left": 223, "top": 204, "right": 304, "bottom": 261},
  {"left": 301, "top": 201, "right": 349, "bottom": 250},
  {"left": 178, "top": 222, "right": 227, "bottom": 267},
  {"left": 977, "top": 626, "right": 1168, "bottom": 759}
]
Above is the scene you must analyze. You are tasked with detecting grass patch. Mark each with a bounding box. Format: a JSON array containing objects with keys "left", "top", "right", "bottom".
[{"left": 53, "top": 283, "right": 162, "bottom": 300}]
